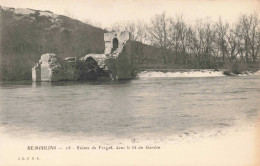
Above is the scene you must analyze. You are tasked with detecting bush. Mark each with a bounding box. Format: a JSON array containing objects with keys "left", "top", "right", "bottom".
[{"left": 224, "top": 61, "right": 247, "bottom": 75}]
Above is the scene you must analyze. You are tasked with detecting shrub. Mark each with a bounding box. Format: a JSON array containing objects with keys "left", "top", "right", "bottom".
[{"left": 224, "top": 61, "right": 247, "bottom": 75}]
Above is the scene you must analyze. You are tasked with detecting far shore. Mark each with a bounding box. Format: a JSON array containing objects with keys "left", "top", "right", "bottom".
[
  {"left": 138, "top": 68, "right": 225, "bottom": 72},
  {"left": 137, "top": 68, "right": 260, "bottom": 77}
]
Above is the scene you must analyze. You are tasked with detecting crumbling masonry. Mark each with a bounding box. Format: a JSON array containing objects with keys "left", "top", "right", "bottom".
[{"left": 32, "top": 31, "right": 134, "bottom": 81}]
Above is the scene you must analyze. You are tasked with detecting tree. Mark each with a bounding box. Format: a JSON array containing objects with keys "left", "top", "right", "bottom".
[
  {"left": 147, "top": 12, "right": 172, "bottom": 63},
  {"left": 215, "top": 18, "right": 229, "bottom": 62},
  {"left": 111, "top": 21, "right": 148, "bottom": 44},
  {"left": 237, "top": 13, "right": 260, "bottom": 62},
  {"left": 226, "top": 27, "right": 241, "bottom": 62},
  {"left": 167, "top": 15, "right": 187, "bottom": 64},
  {"left": 188, "top": 20, "right": 215, "bottom": 67}
]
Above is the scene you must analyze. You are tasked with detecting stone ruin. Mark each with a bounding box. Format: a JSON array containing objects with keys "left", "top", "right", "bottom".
[
  {"left": 32, "top": 31, "right": 133, "bottom": 81},
  {"left": 104, "top": 31, "right": 130, "bottom": 57}
]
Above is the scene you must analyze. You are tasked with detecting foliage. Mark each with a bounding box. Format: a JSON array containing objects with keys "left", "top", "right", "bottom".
[
  {"left": 112, "top": 12, "right": 260, "bottom": 72},
  {"left": 1, "top": 7, "right": 260, "bottom": 81},
  {"left": 0, "top": 8, "right": 105, "bottom": 80}
]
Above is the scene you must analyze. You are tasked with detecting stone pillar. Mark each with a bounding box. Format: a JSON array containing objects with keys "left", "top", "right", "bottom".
[{"left": 32, "top": 63, "right": 41, "bottom": 81}]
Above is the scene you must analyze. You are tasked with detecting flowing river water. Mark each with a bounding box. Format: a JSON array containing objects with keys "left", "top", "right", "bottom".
[{"left": 0, "top": 71, "right": 259, "bottom": 142}]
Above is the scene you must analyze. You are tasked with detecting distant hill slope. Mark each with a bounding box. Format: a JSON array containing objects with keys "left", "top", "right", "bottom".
[{"left": 0, "top": 6, "right": 106, "bottom": 80}]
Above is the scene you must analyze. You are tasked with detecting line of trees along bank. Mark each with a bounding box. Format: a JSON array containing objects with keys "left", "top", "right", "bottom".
[
  {"left": 1, "top": 8, "right": 259, "bottom": 81},
  {"left": 111, "top": 12, "right": 260, "bottom": 71}
]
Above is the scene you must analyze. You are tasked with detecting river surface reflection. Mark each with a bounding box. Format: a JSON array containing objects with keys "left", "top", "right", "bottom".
[{"left": 0, "top": 75, "right": 259, "bottom": 139}]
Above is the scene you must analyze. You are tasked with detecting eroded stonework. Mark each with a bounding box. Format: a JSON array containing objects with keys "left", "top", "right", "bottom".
[
  {"left": 32, "top": 63, "right": 41, "bottom": 81},
  {"left": 80, "top": 54, "right": 107, "bottom": 70},
  {"left": 32, "top": 31, "right": 133, "bottom": 81},
  {"left": 39, "top": 53, "right": 59, "bottom": 81},
  {"left": 32, "top": 53, "right": 59, "bottom": 81},
  {"left": 104, "top": 31, "right": 130, "bottom": 57}
]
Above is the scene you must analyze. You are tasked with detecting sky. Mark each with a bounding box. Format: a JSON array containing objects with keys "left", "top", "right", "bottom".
[{"left": 0, "top": 0, "right": 259, "bottom": 28}]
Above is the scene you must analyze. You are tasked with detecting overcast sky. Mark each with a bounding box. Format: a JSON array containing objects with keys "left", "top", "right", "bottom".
[{"left": 0, "top": 0, "right": 259, "bottom": 28}]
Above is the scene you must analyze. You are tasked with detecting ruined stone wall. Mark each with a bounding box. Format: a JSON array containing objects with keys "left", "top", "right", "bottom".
[
  {"left": 32, "top": 31, "right": 134, "bottom": 81},
  {"left": 105, "top": 40, "right": 136, "bottom": 80},
  {"left": 40, "top": 64, "right": 52, "bottom": 81},
  {"left": 38, "top": 53, "right": 58, "bottom": 81},
  {"left": 104, "top": 31, "right": 130, "bottom": 55},
  {"left": 81, "top": 54, "right": 107, "bottom": 70},
  {"left": 32, "top": 63, "right": 41, "bottom": 81},
  {"left": 32, "top": 53, "right": 78, "bottom": 81}
]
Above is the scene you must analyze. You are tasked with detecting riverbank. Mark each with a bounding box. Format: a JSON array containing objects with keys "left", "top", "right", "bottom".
[
  {"left": 137, "top": 69, "right": 259, "bottom": 78},
  {"left": 137, "top": 61, "right": 260, "bottom": 77}
]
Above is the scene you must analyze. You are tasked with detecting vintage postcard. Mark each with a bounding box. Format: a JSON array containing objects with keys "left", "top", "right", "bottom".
[{"left": 0, "top": 0, "right": 260, "bottom": 165}]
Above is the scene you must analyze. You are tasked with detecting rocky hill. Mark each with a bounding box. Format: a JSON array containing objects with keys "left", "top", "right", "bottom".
[{"left": 0, "top": 6, "right": 106, "bottom": 80}]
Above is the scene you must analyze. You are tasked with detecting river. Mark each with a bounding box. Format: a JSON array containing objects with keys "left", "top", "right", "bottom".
[{"left": 0, "top": 72, "right": 259, "bottom": 141}]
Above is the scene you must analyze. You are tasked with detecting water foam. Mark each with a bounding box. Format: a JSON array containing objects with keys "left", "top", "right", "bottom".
[{"left": 138, "top": 70, "right": 225, "bottom": 78}]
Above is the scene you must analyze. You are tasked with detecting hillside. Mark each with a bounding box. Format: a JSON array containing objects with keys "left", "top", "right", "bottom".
[{"left": 0, "top": 6, "right": 106, "bottom": 80}]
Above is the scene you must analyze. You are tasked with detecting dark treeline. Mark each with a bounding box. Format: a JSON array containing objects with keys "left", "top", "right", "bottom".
[
  {"left": 111, "top": 12, "right": 260, "bottom": 72},
  {"left": 0, "top": 8, "right": 105, "bottom": 80},
  {"left": 1, "top": 7, "right": 260, "bottom": 80}
]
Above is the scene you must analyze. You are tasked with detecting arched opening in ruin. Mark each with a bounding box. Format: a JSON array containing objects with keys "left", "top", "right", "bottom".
[
  {"left": 85, "top": 57, "right": 99, "bottom": 69},
  {"left": 111, "top": 38, "right": 118, "bottom": 53},
  {"left": 76, "top": 57, "right": 109, "bottom": 81}
]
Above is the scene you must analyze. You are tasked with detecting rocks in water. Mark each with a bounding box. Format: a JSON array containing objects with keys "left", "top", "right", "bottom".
[
  {"left": 223, "top": 70, "right": 254, "bottom": 76},
  {"left": 223, "top": 70, "right": 233, "bottom": 76}
]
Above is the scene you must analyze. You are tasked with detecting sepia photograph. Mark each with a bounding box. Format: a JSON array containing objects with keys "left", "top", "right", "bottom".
[{"left": 0, "top": 0, "right": 260, "bottom": 165}]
